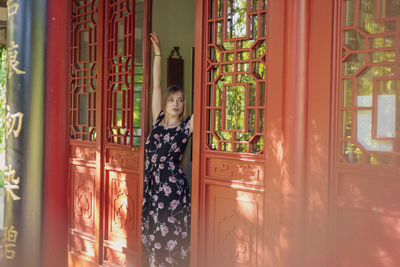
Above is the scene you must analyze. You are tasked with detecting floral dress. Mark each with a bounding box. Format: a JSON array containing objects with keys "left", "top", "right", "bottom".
[{"left": 142, "top": 111, "right": 192, "bottom": 267}]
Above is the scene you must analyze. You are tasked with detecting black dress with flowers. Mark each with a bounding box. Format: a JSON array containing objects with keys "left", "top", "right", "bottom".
[{"left": 142, "top": 111, "right": 192, "bottom": 267}]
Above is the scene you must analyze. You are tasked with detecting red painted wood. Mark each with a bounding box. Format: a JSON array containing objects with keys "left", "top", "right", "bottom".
[
  {"left": 62, "top": 1, "right": 400, "bottom": 267},
  {"left": 190, "top": 1, "right": 205, "bottom": 266},
  {"left": 329, "top": 1, "right": 400, "bottom": 267},
  {"left": 101, "top": 1, "right": 150, "bottom": 266},
  {"left": 192, "top": 0, "right": 276, "bottom": 266},
  {"left": 42, "top": 0, "right": 70, "bottom": 266},
  {"left": 68, "top": 1, "right": 150, "bottom": 266},
  {"left": 69, "top": 143, "right": 98, "bottom": 266},
  {"left": 306, "top": 1, "right": 333, "bottom": 267},
  {"left": 96, "top": 0, "right": 105, "bottom": 264},
  {"left": 263, "top": 0, "right": 285, "bottom": 265},
  {"left": 140, "top": 2, "right": 153, "bottom": 266},
  {"left": 281, "top": 0, "right": 311, "bottom": 266},
  {"left": 68, "top": 0, "right": 104, "bottom": 265}
]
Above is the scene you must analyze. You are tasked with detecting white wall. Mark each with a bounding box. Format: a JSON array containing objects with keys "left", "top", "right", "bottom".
[
  {"left": 152, "top": 0, "right": 196, "bottom": 114},
  {"left": 152, "top": 0, "right": 196, "bottom": 185}
]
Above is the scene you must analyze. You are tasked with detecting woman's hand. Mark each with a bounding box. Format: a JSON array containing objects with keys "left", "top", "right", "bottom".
[
  {"left": 150, "top": 32, "right": 161, "bottom": 56},
  {"left": 150, "top": 32, "right": 162, "bottom": 120},
  {"left": 189, "top": 114, "right": 193, "bottom": 134}
]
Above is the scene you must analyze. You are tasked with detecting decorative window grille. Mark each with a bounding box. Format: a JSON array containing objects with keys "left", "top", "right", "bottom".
[
  {"left": 70, "top": 0, "right": 99, "bottom": 141},
  {"left": 105, "top": 0, "right": 144, "bottom": 146},
  {"left": 339, "top": 0, "right": 400, "bottom": 167},
  {"left": 205, "top": 0, "right": 267, "bottom": 153}
]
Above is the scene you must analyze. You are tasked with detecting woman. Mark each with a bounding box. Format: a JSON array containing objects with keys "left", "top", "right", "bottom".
[{"left": 141, "top": 32, "right": 193, "bottom": 267}]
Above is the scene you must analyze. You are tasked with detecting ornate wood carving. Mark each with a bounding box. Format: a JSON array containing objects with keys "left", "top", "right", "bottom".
[
  {"left": 218, "top": 211, "right": 251, "bottom": 265},
  {"left": 107, "top": 148, "right": 140, "bottom": 169},
  {"left": 106, "top": 171, "right": 139, "bottom": 249},
  {"left": 112, "top": 178, "right": 135, "bottom": 231},
  {"left": 71, "top": 145, "right": 96, "bottom": 162},
  {"left": 205, "top": 184, "right": 262, "bottom": 267},
  {"left": 205, "top": 157, "right": 263, "bottom": 184},
  {"left": 71, "top": 166, "right": 95, "bottom": 232},
  {"left": 75, "top": 183, "right": 93, "bottom": 219}
]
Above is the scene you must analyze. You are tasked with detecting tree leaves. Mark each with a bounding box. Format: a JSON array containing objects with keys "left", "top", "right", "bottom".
[{"left": 0, "top": 45, "right": 6, "bottom": 187}]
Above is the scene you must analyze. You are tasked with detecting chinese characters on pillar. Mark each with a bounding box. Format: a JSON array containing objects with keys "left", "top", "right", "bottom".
[
  {"left": 2, "top": 226, "right": 18, "bottom": 259},
  {"left": 4, "top": 165, "right": 21, "bottom": 201},
  {"left": 5, "top": 0, "right": 24, "bottom": 261},
  {"left": 7, "top": 41, "right": 26, "bottom": 78},
  {"left": 7, "top": 0, "right": 20, "bottom": 17},
  {"left": 5, "top": 105, "right": 23, "bottom": 138}
]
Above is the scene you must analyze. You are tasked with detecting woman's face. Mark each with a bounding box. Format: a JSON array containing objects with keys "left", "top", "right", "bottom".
[{"left": 165, "top": 91, "right": 184, "bottom": 118}]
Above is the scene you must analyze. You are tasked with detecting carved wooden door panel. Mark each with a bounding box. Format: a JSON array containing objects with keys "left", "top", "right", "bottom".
[
  {"left": 68, "top": 0, "right": 150, "bottom": 266},
  {"left": 69, "top": 1, "right": 104, "bottom": 265},
  {"left": 192, "top": 0, "right": 283, "bottom": 266},
  {"left": 331, "top": 0, "right": 400, "bottom": 266}
]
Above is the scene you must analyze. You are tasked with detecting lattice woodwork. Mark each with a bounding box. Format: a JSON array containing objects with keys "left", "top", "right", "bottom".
[
  {"left": 339, "top": 0, "right": 400, "bottom": 167},
  {"left": 205, "top": 0, "right": 267, "bottom": 153},
  {"left": 105, "top": 0, "right": 144, "bottom": 146},
  {"left": 70, "top": 0, "right": 99, "bottom": 141}
]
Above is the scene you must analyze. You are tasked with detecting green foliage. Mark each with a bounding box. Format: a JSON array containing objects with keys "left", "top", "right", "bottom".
[{"left": 0, "top": 45, "right": 6, "bottom": 188}]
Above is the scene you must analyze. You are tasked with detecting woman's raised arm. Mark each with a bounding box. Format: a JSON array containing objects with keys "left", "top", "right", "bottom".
[{"left": 150, "top": 32, "right": 162, "bottom": 120}]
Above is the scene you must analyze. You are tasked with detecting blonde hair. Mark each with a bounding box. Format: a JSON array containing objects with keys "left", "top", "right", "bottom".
[{"left": 162, "top": 85, "right": 187, "bottom": 121}]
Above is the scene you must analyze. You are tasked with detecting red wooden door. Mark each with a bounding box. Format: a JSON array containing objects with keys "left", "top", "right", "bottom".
[
  {"left": 192, "top": 0, "right": 400, "bottom": 267},
  {"left": 68, "top": 1, "right": 150, "bottom": 266},
  {"left": 304, "top": 0, "right": 400, "bottom": 266},
  {"left": 329, "top": 0, "right": 400, "bottom": 266},
  {"left": 191, "top": 0, "right": 284, "bottom": 266}
]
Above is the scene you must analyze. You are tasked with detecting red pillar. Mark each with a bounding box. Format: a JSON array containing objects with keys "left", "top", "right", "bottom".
[
  {"left": 281, "top": 0, "right": 311, "bottom": 266},
  {"left": 42, "top": 0, "right": 70, "bottom": 266}
]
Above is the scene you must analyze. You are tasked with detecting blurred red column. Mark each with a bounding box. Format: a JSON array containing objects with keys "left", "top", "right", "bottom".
[
  {"left": 42, "top": 0, "right": 70, "bottom": 266},
  {"left": 281, "top": 0, "right": 311, "bottom": 267}
]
